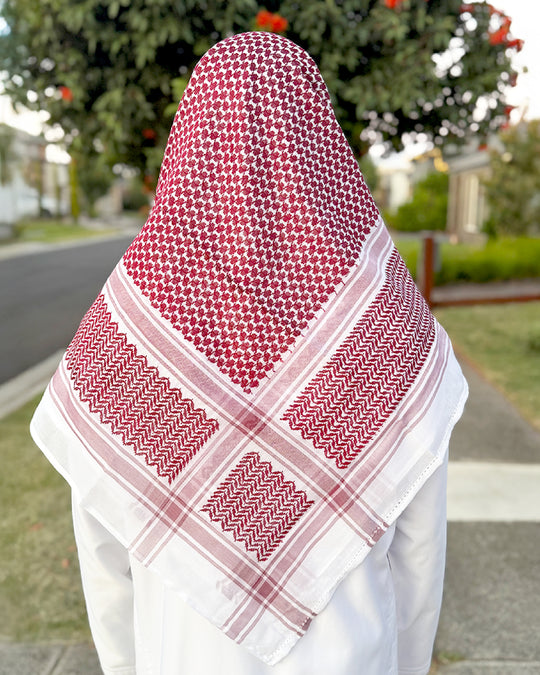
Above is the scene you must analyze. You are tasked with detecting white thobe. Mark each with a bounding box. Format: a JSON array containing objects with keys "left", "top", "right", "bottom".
[{"left": 71, "top": 451, "right": 448, "bottom": 675}]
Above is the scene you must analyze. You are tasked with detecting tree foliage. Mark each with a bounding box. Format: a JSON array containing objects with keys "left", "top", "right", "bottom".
[
  {"left": 484, "top": 120, "right": 540, "bottom": 237},
  {"left": 0, "top": 0, "right": 522, "bottom": 174},
  {"left": 0, "top": 124, "right": 16, "bottom": 185},
  {"left": 387, "top": 170, "right": 449, "bottom": 232}
]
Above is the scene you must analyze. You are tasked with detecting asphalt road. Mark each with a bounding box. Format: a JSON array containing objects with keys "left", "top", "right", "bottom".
[{"left": 0, "top": 236, "right": 135, "bottom": 384}]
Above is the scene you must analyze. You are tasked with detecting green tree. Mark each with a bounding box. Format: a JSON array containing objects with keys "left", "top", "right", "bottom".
[
  {"left": 0, "top": 0, "right": 522, "bottom": 173},
  {"left": 74, "top": 149, "right": 116, "bottom": 216},
  {"left": 484, "top": 120, "right": 540, "bottom": 237},
  {"left": 358, "top": 153, "right": 379, "bottom": 193},
  {"left": 0, "top": 124, "right": 16, "bottom": 186},
  {"left": 387, "top": 170, "right": 449, "bottom": 232}
]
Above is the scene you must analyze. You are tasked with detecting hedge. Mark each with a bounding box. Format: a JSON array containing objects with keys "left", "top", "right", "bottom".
[{"left": 393, "top": 235, "right": 540, "bottom": 285}]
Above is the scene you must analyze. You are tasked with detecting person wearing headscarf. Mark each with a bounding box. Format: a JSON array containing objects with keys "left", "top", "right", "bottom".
[{"left": 31, "top": 31, "right": 467, "bottom": 675}]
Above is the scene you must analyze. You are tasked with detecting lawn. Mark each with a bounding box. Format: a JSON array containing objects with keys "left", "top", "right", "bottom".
[
  {"left": 0, "top": 395, "right": 90, "bottom": 643},
  {"left": 435, "top": 301, "right": 540, "bottom": 432},
  {"left": 2, "top": 219, "right": 118, "bottom": 246}
]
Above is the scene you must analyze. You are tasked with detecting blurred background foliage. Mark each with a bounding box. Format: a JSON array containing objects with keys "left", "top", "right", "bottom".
[
  {"left": 385, "top": 171, "right": 449, "bottom": 232},
  {"left": 484, "top": 119, "right": 540, "bottom": 237},
  {"left": 0, "top": 0, "right": 521, "bottom": 181}
]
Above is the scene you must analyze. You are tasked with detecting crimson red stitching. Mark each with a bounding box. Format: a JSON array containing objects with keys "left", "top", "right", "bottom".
[
  {"left": 65, "top": 295, "right": 219, "bottom": 483},
  {"left": 282, "top": 251, "right": 436, "bottom": 468},
  {"left": 202, "top": 452, "right": 313, "bottom": 562}
]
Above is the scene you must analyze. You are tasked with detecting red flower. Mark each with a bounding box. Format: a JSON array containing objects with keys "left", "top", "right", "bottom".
[
  {"left": 255, "top": 10, "right": 273, "bottom": 28},
  {"left": 504, "top": 105, "right": 515, "bottom": 117},
  {"left": 384, "top": 0, "right": 403, "bottom": 8},
  {"left": 59, "top": 85, "right": 73, "bottom": 102},
  {"left": 255, "top": 9, "right": 288, "bottom": 33},
  {"left": 489, "top": 26, "right": 510, "bottom": 45},
  {"left": 507, "top": 38, "right": 524, "bottom": 52},
  {"left": 270, "top": 14, "right": 288, "bottom": 32},
  {"left": 255, "top": 9, "right": 289, "bottom": 33},
  {"left": 460, "top": 3, "right": 475, "bottom": 12},
  {"left": 142, "top": 128, "right": 157, "bottom": 140}
]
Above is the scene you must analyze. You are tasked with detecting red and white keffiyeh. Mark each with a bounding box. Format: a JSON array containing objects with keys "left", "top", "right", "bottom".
[{"left": 31, "top": 32, "right": 467, "bottom": 665}]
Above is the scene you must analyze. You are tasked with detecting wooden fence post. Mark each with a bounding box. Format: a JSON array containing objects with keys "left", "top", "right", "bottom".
[{"left": 420, "top": 233, "right": 435, "bottom": 308}]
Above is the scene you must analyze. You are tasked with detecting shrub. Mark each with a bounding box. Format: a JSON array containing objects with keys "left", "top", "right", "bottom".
[
  {"left": 386, "top": 171, "right": 449, "bottom": 233},
  {"left": 435, "top": 237, "right": 540, "bottom": 285},
  {"left": 393, "top": 235, "right": 540, "bottom": 285}
]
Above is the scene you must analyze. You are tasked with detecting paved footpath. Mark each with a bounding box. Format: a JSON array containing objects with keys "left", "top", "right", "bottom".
[{"left": 434, "top": 359, "right": 540, "bottom": 674}]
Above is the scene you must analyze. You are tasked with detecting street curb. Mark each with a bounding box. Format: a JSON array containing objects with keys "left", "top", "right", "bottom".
[
  {"left": 0, "top": 351, "right": 63, "bottom": 420},
  {"left": 0, "top": 229, "right": 139, "bottom": 262}
]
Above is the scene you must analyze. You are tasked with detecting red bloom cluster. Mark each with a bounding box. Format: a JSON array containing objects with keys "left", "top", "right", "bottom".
[
  {"left": 506, "top": 38, "right": 524, "bottom": 51},
  {"left": 384, "top": 0, "right": 429, "bottom": 9},
  {"left": 59, "top": 85, "right": 73, "bottom": 102},
  {"left": 460, "top": 3, "right": 523, "bottom": 52},
  {"left": 489, "top": 21, "right": 511, "bottom": 45},
  {"left": 142, "top": 128, "right": 157, "bottom": 140},
  {"left": 255, "top": 9, "right": 288, "bottom": 33}
]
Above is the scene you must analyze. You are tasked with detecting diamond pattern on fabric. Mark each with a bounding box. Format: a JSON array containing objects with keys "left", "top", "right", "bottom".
[
  {"left": 65, "top": 295, "right": 219, "bottom": 483},
  {"left": 201, "top": 452, "right": 314, "bottom": 562},
  {"left": 122, "top": 32, "right": 379, "bottom": 393},
  {"left": 282, "top": 251, "right": 436, "bottom": 469}
]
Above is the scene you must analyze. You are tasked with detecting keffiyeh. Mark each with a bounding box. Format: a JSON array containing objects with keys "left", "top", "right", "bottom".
[{"left": 31, "top": 32, "right": 467, "bottom": 665}]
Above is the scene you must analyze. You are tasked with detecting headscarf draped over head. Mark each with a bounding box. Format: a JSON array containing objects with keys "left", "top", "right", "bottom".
[{"left": 31, "top": 32, "right": 467, "bottom": 664}]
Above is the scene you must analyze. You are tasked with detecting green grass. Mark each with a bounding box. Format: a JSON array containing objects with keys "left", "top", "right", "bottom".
[
  {"left": 393, "top": 235, "right": 540, "bottom": 285},
  {"left": 391, "top": 236, "right": 420, "bottom": 277},
  {"left": 0, "top": 395, "right": 90, "bottom": 643},
  {"left": 2, "top": 219, "right": 117, "bottom": 246},
  {"left": 435, "top": 302, "right": 540, "bottom": 431}
]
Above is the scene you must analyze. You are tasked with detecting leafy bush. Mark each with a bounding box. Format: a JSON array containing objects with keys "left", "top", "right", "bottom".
[
  {"left": 386, "top": 171, "right": 449, "bottom": 233},
  {"left": 435, "top": 237, "right": 540, "bottom": 284},
  {"left": 484, "top": 120, "right": 540, "bottom": 237},
  {"left": 393, "top": 235, "right": 540, "bottom": 285}
]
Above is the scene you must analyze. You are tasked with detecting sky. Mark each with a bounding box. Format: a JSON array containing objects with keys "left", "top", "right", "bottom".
[
  {"left": 0, "top": 0, "right": 538, "bottom": 160},
  {"left": 493, "top": 0, "right": 540, "bottom": 121}
]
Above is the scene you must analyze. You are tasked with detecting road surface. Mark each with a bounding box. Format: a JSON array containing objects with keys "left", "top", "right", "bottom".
[{"left": 0, "top": 236, "right": 135, "bottom": 384}]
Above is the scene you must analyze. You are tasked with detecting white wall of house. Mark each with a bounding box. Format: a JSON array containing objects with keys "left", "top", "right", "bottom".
[
  {"left": 446, "top": 150, "right": 491, "bottom": 241},
  {"left": 376, "top": 163, "right": 413, "bottom": 212},
  {"left": 0, "top": 126, "right": 69, "bottom": 224}
]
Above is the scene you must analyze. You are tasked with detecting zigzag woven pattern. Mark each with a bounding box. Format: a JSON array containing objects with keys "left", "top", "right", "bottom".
[
  {"left": 65, "top": 294, "right": 219, "bottom": 483},
  {"left": 122, "top": 32, "right": 379, "bottom": 393},
  {"left": 283, "top": 250, "right": 436, "bottom": 469},
  {"left": 201, "top": 452, "right": 313, "bottom": 562}
]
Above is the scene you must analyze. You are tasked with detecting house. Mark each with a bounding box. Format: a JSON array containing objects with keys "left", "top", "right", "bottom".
[
  {"left": 374, "top": 155, "right": 413, "bottom": 212},
  {"left": 0, "top": 124, "right": 70, "bottom": 227},
  {"left": 445, "top": 145, "right": 491, "bottom": 242}
]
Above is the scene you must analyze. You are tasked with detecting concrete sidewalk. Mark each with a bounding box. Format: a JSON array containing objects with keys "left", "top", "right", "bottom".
[
  {"left": 434, "top": 361, "right": 540, "bottom": 674},
  {"left": 1, "top": 357, "right": 539, "bottom": 673}
]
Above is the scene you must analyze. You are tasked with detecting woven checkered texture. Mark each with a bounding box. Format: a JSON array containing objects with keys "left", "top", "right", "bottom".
[
  {"left": 123, "top": 31, "right": 378, "bottom": 392},
  {"left": 39, "top": 31, "right": 467, "bottom": 666}
]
